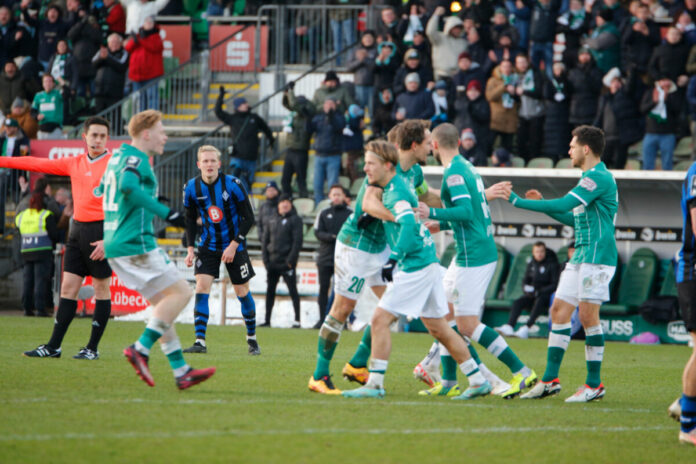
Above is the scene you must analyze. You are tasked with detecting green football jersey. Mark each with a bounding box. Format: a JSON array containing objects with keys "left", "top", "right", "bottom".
[
  {"left": 437, "top": 156, "right": 497, "bottom": 267},
  {"left": 337, "top": 178, "right": 387, "bottom": 253},
  {"left": 99, "top": 144, "right": 168, "bottom": 258},
  {"left": 396, "top": 162, "right": 428, "bottom": 197},
  {"left": 32, "top": 89, "right": 63, "bottom": 127},
  {"left": 382, "top": 174, "right": 438, "bottom": 273},
  {"left": 568, "top": 162, "right": 618, "bottom": 266}
]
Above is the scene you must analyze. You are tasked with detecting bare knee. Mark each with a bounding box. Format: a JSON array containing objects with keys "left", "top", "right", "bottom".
[{"left": 92, "top": 278, "right": 111, "bottom": 300}]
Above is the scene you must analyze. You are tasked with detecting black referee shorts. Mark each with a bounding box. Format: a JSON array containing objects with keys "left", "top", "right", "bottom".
[
  {"left": 63, "top": 220, "right": 113, "bottom": 279},
  {"left": 677, "top": 281, "right": 696, "bottom": 333},
  {"left": 194, "top": 247, "right": 255, "bottom": 285}
]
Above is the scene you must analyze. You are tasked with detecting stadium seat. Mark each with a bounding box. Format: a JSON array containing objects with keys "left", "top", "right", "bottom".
[
  {"left": 303, "top": 225, "right": 319, "bottom": 248},
  {"left": 601, "top": 248, "right": 658, "bottom": 315},
  {"left": 675, "top": 137, "right": 692, "bottom": 157},
  {"left": 293, "top": 198, "right": 315, "bottom": 217},
  {"left": 658, "top": 260, "right": 678, "bottom": 297},
  {"left": 485, "top": 243, "right": 512, "bottom": 300},
  {"left": 625, "top": 159, "right": 641, "bottom": 170},
  {"left": 527, "top": 157, "right": 554, "bottom": 169},
  {"left": 486, "top": 243, "right": 533, "bottom": 309},
  {"left": 511, "top": 157, "right": 525, "bottom": 168},
  {"left": 439, "top": 242, "right": 457, "bottom": 267},
  {"left": 556, "top": 158, "right": 573, "bottom": 169},
  {"left": 338, "top": 176, "right": 351, "bottom": 189},
  {"left": 314, "top": 199, "right": 331, "bottom": 213},
  {"left": 674, "top": 160, "right": 692, "bottom": 171},
  {"left": 350, "top": 178, "right": 363, "bottom": 196}
]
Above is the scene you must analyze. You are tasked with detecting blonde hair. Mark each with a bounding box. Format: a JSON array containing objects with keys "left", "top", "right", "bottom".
[
  {"left": 365, "top": 140, "right": 398, "bottom": 167},
  {"left": 387, "top": 123, "right": 401, "bottom": 146},
  {"left": 128, "top": 110, "right": 162, "bottom": 138},
  {"left": 197, "top": 145, "right": 221, "bottom": 160}
]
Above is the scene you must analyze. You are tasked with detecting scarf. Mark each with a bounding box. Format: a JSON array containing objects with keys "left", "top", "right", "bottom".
[
  {"left": 432, "top": 92, "right": 448, "bottom": 115},
  {"left": 551, "top": 77, "right": 566, "bottom": 101},
  {"left": 522, "top": 69, "right": 535, "bottom": 92},
  {"left": 649, "top": 86, "right": 667, "bottom": 123},
  {"left": 502, "top": 72, "right": 518, "bottom": 109}
]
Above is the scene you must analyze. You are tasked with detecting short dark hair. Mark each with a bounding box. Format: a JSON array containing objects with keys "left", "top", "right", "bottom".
[
  {"left": 84, "top": 116, "right": 111, "bottom": 134},
  {"left": 533, "top": 241, "right": 546, "bottom": 249},
  {"left": 328, "top": 184, "right": 344, "bottom": 194},
  {"left": 431, "top": 123, "right": 459, "bottom": 150},
  {"left": 572, "top": 125, "right": 605, "bottom": 157},
  {"left": 397, "top": 119, "right": 429, "bottom": 151}
]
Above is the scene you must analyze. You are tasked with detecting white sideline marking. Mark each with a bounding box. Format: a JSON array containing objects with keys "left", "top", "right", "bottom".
[
  {"left": 0, "top": 425, "right": 673, "bottom": 442},
  {"left": 3, "top": 396, "right": 656, "bottom": 414}
]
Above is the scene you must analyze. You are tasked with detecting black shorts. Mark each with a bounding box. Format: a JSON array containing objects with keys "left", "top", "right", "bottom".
[
  {"left": 63, "top": 220, "right": 112, "bottom": 279},
  {"left": 678, "top": 281, "right": 696, "bottom": 332},
  {"left": 194, "top": 247, "right": 255, "bottom": 285}
]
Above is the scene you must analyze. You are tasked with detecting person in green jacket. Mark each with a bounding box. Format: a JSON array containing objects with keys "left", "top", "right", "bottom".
[
  {"left": 585, "top": 9, "right": 620, "bottom": 74},
  {"left": 32, "top": 74, "right": 64, "bottom": 140},
  {"left": 281, "top": 83, "right": 315, "bottom": 197}
]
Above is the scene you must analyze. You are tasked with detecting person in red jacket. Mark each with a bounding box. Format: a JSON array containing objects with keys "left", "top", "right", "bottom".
[
  {"left": 100, "top": 0, "right": 126, "bottom": 37},
  {"left": 124, "top": 16, "right": 163, "bottom": 111}
]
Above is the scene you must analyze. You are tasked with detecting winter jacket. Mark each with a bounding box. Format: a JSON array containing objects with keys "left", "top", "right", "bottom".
[
  {"left": 47, "top": 52, "right": 75, "bottom": 88},
  {"left": 556, "top": 9, "right": 591, "bottom": 56},
  {"left": 486, "top": 65, "right": 519, "bottom": 134},
  {"left": 426, "top": 14, "right": 468, "bottom": 78},
  {"left": 521, "top": 249, "right": 559, "bottom": 297},
  {"left": 489, "top": 23, "right": 520, "bottom": 50},
  {"left": 393, "top": 89, "right": 435, "bottom": 120},
  {"left": 640, "top": 86, "right": 683, "bottom": 135},
  {"left": 593, "top": 76, "right": 644, "bottom": 146},
  {"left": 372, "top": 42, "right": 400, "bottom": 92},
  {"left": 393, "top": 63, "right": 434, "bottom": 97},
  {"left": 309, "top": 110, "right": 345, "bottom": 156},
  {"left": 452, "top": 62, "right": 486, "bottom": 93},
  {"left": 262, "top": 208, "right": 303, "bottom": 268},
  {"left": 67, "top": 17, "right": 102, "bottom": 79},
  {"left": 687, "top": 45, "right": 696, "bottom": 75},
  {"left": 92, "top": 47, "right": 129, "bottom": 99},
  {"left": 215, "top": 101, "right": 275, "bottom": 162},
  {"left": 453, "top": 93, "right": 491, "bottom": 150},
  {"left": 122, "top": 0, "right": 168, "bottom": 34},
  {"left": 11, "top": 107, "right": 38, "bottom": 140},
  {"left": 688, "top": 75, "right": 696, "bottom": 121},
  {"left": 342, "top": 116, "right": 364, "bottom": 152},
  {"left": 256, "top": 197, "right": 278, "bottom": 246},
  {"left": 372, "top": 91, "right": 395, "bottom": 138},
  {"left": 314, "top": 203, "right": 352, "bottom": 267},
  {"left": 0, "top": 72, "right": 34, "bottom": 115},
  {"left": 621, "top": 19, "right": 661, "bottom": 74},
  {"left": 460, "top": 145, "right": 488, "bottom": 167},
  {"left": 527, "top": 0, "right": 561, "bottom": 43},
  {"left": 648, "top": 40, "right": 691, "bottom": 82},
  {"left": 281, "top": 90, "right": 315, "bottom": 151},
  {"left": 100, "top": 1, "right": 126, "bottom": 36},
  {"left": 124, "top": 27, "right": 164, "bottom": 82},
  {"left": 567, "top": 62, "right": 603, "bottom": 125},
  {"left": 505, "top": 0, "right": 531, "bottom": 51},
  {"left": 37, "top": 19, "right": 69, "bottom": 64},
  {"left": 311, "top": 83, "right": 355, "bottom": 116},
  {"left": 541, "top": 73, "right": 571, "bottom": 159},
  {"left": 0, "top": 19, "right": 22, "bottom": 67},
  {"left": 517, "top": 67, "right": 546, "bottom": 120},
  {"left": 585, "top": 22, "right": 621, "bottom": 74},
  {"left": 346, "top": 45, "right": 377, "bottom": 86}
]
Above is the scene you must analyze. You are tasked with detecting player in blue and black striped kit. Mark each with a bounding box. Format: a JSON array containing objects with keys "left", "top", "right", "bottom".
[{"left": 182, "top": 145, "right": 260, "bottom": 355}]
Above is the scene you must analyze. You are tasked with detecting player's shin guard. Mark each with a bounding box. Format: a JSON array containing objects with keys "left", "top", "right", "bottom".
[
  {"left": 161, "top": 337, "right": 189, "bottom": 378},
  {"left": 349, "top": 325, "right": 372, "bottom": 368},
  {"left": 440, "top": 343, "right": 458, "bottom": 387},
  {"left": 366, "top": 358, "right": 388, "bottom": 389},
  {"left": 135, "top": 318, "right": 170, "bottom": 356},
  {"left": 584, "top": 324, "right": 604, "bottom": 388},
  {"left": 313, "top": 315, "right": 343, "bottom": 380},
  {"left": 238, "top": 293, "right": 256, "bottom": 337},
  {"left": 193, "top": 293, "right": 210, "bottom": 340},
  {"left": 86, "top": 299, "right": 111, "bottom": 351},
  {"left": 47, "top": 298, "right": 78, "bottom": 350},
  {"left": 472, "top": 323, "right": 525, "bottom": 373},
  {"left": 681, "top": 394, "right": 696, "bottom": 433},
  {"left": 543, "top": 323, "right": 571, "bottom": 382}
]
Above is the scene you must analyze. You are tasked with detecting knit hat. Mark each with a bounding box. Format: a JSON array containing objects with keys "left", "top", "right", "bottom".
[
  {"left": 265, "top": 181, "right": 279, "bottom": 192},
  {"left": 348, "top": 104, "right": 365, "bottom": 118},
  {"left": 458, "top": 51, "right": 472, "bottom": 62},
  {"left": 493, "top": 147, "right": 511, "bottom": 165},
  {"left": 578, "top": 46, "right": 591, "bottom": 56},
  {"left": 466, "top": 80, "right": 482, "bottom": 92},
  {"left": 278, "top": 193, "right": 293, "bottom": 203},
  {"left": 406, "top": 49, "right": 419, "bottom": 60},
  {"left": 11, "top": 97, "right": 24, "bottom": 109},
  {"left": 460, "top": 128, "right": 476, "bottom": 143},
  {"left": 494, "top": 7, "right": 508, "bottom": 17},
  {"left": 233, "top": 97, "right": 248, "bottom": 110},
  {"left": 405, "top": 72, "right": 420, "bottom": 84},
  {"left": 434, "top": 80, "right": 447, "bottom": 91},
  {"left": 598, "top": 8, "right": 613, "bottom": 22},
  {"left": 4, "top": 118, "right": 18, "bottom": 128},
  {"left": 602, "top": 67, "right": 622, "bottom": 88},
  {"left": 324, "top": 70, "right": 339, "bottom": 83}
]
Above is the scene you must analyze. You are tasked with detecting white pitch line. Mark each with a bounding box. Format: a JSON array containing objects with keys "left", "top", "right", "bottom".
[
  {"left": 1, "top": 396, "right": 657, "bottom": 414},
  {"left": 0, "top": 425, "right": 673, "bottom": 442}
]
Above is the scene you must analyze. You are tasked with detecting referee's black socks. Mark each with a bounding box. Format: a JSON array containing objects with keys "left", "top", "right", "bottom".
[
  {"left": 47, "top": 298, "right": 78, "bottom": 350},
  {"left": 86, "top": 299, "right": 111, "bottom": 352}
]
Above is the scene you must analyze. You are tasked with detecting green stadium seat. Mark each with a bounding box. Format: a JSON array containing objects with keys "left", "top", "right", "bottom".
[
  {"left": 674, "top": 160, "right": 692, "bottom": 171},
  {"left": 675, "top": 137, "right": 692, "bottom": 157},
  {"left": 293, "top": 198, "right": 315, "bottom": 217},
  {"left": 350, "top": 178, "right": 363, "bottom": 196},
  {"left": 303, "top": 225, "right": 319, "bottom": 245},
  {"left": 338, "top": 176, "right": 351, "bottom": 190},
  {"left": 659, "top": 260, "right": 678, "bottom": 297},
  {"left": 555, "top": 158, "right": 573, "bottom": 169},
  {"left": 485, "top": 243, "right": 512, "bottom": 300},
  {"left": 527, "top": 157, "right": 554, "bottom": 169},
  {"left": 625, "top": 159, "right": 641, "bottom": 170},
  {"left": 314, "top": 199, "right": 331, "bottom": 213},
  {"left": 601, "top": 248, "right": 658, "bottom": 315},
  {"left": 439, "top": 242, "right": 457, "bottom": 268},
  {"left": 486, "top": 243, "right": 533, "bottom": 309},
  {"left": 511, "top": 157, "right": 525, "bottom": 168}
]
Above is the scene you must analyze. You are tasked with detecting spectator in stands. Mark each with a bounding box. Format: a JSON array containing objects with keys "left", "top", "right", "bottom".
[
  {"left": 465, "top": 25, "right": 489, "bottom": 68},
  {"left": 410, "top": 29, "right": 432, "bottom": 70},
  {"left": 458, "top": 0, "right": 494, "bottom": 27},
  {"left": 122, "top": 0, "right": 168, "bottom": 35},
  {"left": 485, "top": 32, "right": 519, "bottom": 76},
  {"left": 0, "top": 5, "right": 22, "bottom": 68},
  {"left": 505, "top": 0, "right": 531, "bottom": 52},
  {"left": 394, "top": 72, "right": 435, "bottom": 122},
  {"left": 1, "top": 118, "right": 29, "bottom": 158},
  {"left": 281, "top": 84, "right": 314, "bottom": 199},
  {"left": 311, "top": 70, "right": 354, "bottom": 116},
  {"left": 64, "top": 0, "right": 86, "bottom": 30},
  {"left": 288, "top": 0, "right": 318, "bottom": 65},
  {"left": 68, "top": 13, "right": 101, "bottom": 98},
  {"left": 0, "top": 61, "right": 34, "bottom": 116},
  {"left": 430, "top": 79, "right": 451, "bottom": 127},
  {"left": 328, "top": 0, "right": 361, "bottom": 66},
  {"left": 453, "top": 51, "right": 486, "bottom": 94},
  {"left": 491, "top": 146, "right": 512, "bottom": 166},
  {"left": 98, "top": 0, "right": 126, "bottom": 37},
  {"left": 640, "top": 76, "right": 682, "bottom": 170},
  {"left": 256, "top": 181, "right": 279, "bottom": 251},
  {"left": 8, "top": 97, "right": 37, "bottom": 139},
  {"left": 542, "top": 62, "right": 571, "bottom": 161},
  {"left": 621, "top": 3, "right": 661, "bottom": 76},
  {"left": 215, "top": 88, "right": 275, "bottom": 193},
  {"left": 346, "top": 30, "right": 377, "bottom": 116},
  {"left": 459, "top": 128, "right": 487, "bottom": 166},
  {"left": 15, "top": 189, "right": 59, "bottom": 317},
  {"left": 486, "top": 59, "right": 518, "bottom": 153},
  {"left": 514, "top": 54, "right": 545, "bottom": 162},
  {"left": 261, "top": 193, "right": 303, "bottom": 328},
  {"left": 125, "top": 16, "right": 164, "bottom": 111},
  {"left": 676, "top": 8, "right": 696, "bottom": 45},
  {"left": 495, "top": 241, "right": 559, "bottom": 339},
  {"left": 313, "top": 184, "right": 352, "bottom": 329},
  {"left": 490, "top": 7, "right": 520, "bottom": 50},
  {"left": 557, "top": 0, "right": 592, "bottom": 68},
  {"left": 92, "top": 33, "right": 128, "bottom": 114},
  {"left": 688, "top": 74, "right": 696, "bottom": 160},
  {"left": 649, "top": 26, "right": 690, "bottom": 87},
  {"left": 376, "top": 6, "right": 403, "bottom": 52},
  {"left": 454, "top": 79, "right": 491, "bottom": 156},
  {"left": 527, "top": 0, "right": 561, "bottom": 78},
  {"left": 32, "top": 74, "right": 63, "bottom": 139},
  {"left": 343, "top": 104, "right": 365, "bottom": 183},
  {"left": 372, "top": 86, "right": 395, "bottom": 138},
  {"left": 372, "top": 39, "right": 399, "bottom": 93},
  {"left": 36, "top": 5, "right": 69, "bottom": 71},
  {"left": 399, "top": 1, "right": 428, "bottom": 49},
  {"left": 584, "top": 9, "right": 621, "bottom": 74},
  {"left": 393, "top": 48, "right": 434, "bottom": 97},
  {"left": 309, "top": 97, "right": 345, "bottom": 205},
  {"left": 593, "top": 67, "right": 644, "bottom": 169},
  {"left": 568, "top": 47, "right": 603, "bottom": 128},
  {"left": 47, "top": 39, "right": 74, "bottom": 93},
  {"left": 427, "top": 6, "right": 467, "bottom": 80}
]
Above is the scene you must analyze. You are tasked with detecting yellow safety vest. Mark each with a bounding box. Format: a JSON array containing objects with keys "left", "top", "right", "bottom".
[{"left": 15, "top": 208, "right": 53, "bottom": 253}]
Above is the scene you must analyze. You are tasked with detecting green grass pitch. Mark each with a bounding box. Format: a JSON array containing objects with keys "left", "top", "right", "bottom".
[{"left": 0, "top": 316, "right": 692, "bottom": 463}]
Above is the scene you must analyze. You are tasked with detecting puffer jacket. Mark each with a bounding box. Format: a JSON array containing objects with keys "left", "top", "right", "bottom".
[
  {"left": 124, "top": 27, "right": 164, "bottom": 82},
  {"left": 567, "top": 61, "right": 603, "bottom": 125},
  {"left": 282, "top": 90, "right": 315, "bottom": 151},
  {"left": 486, "top": 65, "right": 519, "bottom": 134},
  {"left": 262, "top": 207, "right": 303, "bottom": 268}
]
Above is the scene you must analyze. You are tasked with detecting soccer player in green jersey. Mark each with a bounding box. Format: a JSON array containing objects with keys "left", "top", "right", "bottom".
[
  {"left": 415, "top": 123, "right": 538, "bottom": 399},
  {"left": 342, "top": 141, "right": 492, "bottom": 400},
  {"left": 98, "top": 110, "right": 216, "bottom": 390},
  {"left": 508, "top": 125, "right": 618, "bottom": 402}
]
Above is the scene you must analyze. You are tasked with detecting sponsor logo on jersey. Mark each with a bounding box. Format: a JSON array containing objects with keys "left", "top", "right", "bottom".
[
  {"left": 579, "top": 177, "right": 597, "bottom": 192},
  {"left": 446, "top": 174, "right": 465, "bottom": 187},
  {"left": 126, "top": 156, "right": 141, "bottom": 168},
  {"left": 208, "top": 206, "right": 223, "bottom": 223},
  {"left": 394, "top": 200, "right": 412, "bottom": 215},
  {"left": 690, "top": 174, "right": 696, "bottom": 197}
]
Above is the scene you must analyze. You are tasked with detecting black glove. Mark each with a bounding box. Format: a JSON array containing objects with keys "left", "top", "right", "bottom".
[
  {"left": 286, "top": 80, "right": 295, "bottom": 91},
  {"left": 219, "top": 85, "right": 225, "bottom": 98},
  {"left": 357, "top": 213, "right": 376, "bottom": 230},
  {"left": 166, "top": 209, "right": 186, "bottom": 228},
  {"left": 381, "top": 258, "right": 397, "bottom": 282}
]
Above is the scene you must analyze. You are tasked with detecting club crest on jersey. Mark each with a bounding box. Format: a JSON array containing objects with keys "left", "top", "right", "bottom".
[
  {"left": 126, "top": 156, "right": 141, "bottom": 169},
  {"left": 690, "top": 175, "right": 696, "bottom": 197},
  {"left": 579, "top": 177, "right": 597, "bottom": 192},
  {"left": 208, "top": 206, "right": 223, "bottom": 223},
  {"left": 222, "top": 191, "right": 230, "bottom": 201},
  {"left": 394, "top": 200, "right": 412, "bottom": 215},
  {"left": 446, "top": 174, "right": 465, "bottom": 187}
]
